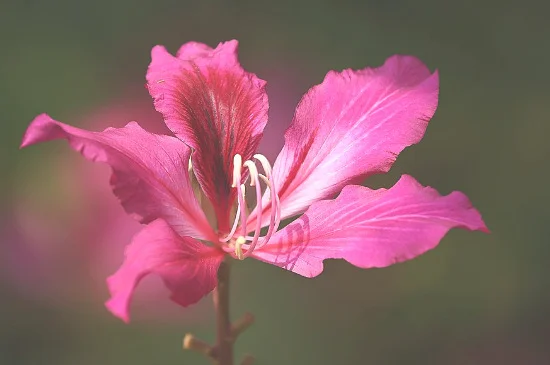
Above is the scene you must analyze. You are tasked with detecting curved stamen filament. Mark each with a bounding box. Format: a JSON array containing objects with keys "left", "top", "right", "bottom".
[
  {"left": 235, "top": 182, "right": 248, "bottom": 239},
  {"left": 220, "top": 185, "right": 245, "bottom": 243},
  {"left": 222, "top": 153, "right": 280, "bottom": 259},
  {"left": 241, "top": 160, "right": 263, "bottom": 258},
  {"left": 254, "top": 155, "right": 282, "bottom": 247},
  {"left": 221, "top": 153, "right": 244, "bottom": 243}
]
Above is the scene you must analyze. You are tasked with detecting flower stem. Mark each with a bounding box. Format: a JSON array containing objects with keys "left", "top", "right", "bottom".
[
  {"left": 214, "top": 258, "right": 233, "bottom": 365},
  {"left": 184, "top": 258, "right": 255, "bottom": 364}
]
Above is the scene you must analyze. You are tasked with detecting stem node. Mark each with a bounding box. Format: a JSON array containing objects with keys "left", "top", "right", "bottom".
[{"left": 182, "top": 258, "right": 255, "bottom": 365}]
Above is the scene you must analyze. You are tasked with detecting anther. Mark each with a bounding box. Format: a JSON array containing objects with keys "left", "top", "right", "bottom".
[
  {"left": 232, "top": 154, "right": 243, "bottom": 188},
  {"left": 243, "top": 160, "right": 258, "bottom": 187}
]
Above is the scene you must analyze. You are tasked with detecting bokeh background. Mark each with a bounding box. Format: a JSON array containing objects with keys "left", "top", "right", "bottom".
[{"left": 1, "top": 0, "right": 548, "bottom": 364}]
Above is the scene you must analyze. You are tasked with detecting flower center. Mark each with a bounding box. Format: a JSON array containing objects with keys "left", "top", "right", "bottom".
[{"left": 220, "top": 154, "right": 281, "bottom": 259}]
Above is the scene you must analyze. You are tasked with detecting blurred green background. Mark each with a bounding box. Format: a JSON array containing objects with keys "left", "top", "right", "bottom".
[{"left": 1, "top": 0, "right": 548, "bottom": 364}]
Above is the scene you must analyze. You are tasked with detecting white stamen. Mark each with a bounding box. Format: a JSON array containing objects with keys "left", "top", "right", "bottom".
[
  {"left": 220, "top": 185, "right": 246, "bottom": 242},
  {"left": 235, "top": 182, "right": 248, "bottom": 238},
  {"left": 232, "top": 154, "right": 243, "bottom": 188},
  {"left": 243, "top": 160, "right": 259, "bottom": 187},
  {"left": 223, "top": 153, "right": 281, "bottom": 259},
  {"left": 241, "top": 161, "right": 263, "bottom": 258},
  {"left": 253, "top": 155, "right": 281, "bottom": 248}
]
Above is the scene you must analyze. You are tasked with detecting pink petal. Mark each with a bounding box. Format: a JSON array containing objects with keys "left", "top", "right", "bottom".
[
  {"left": 105, "top": 219, "right": 224, "bottom": 322},
  {"left": 253, "top": 175, "right": 488, "bottom": 278},
  {"left": 249, "top": 55, "right": 439, "bottom": 228},
  {"left": 147, "top": 40, "right": 268, "bottom": 230},
  {"left": 21, "top": 114, "right": 216, "bottom": 241}
]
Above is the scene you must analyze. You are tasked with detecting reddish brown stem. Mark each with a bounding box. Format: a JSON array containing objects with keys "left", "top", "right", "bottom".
[
  {"left": 214, "top": 258, "right": 233, "bottom": 365},
  {"left": 184, "top": 258, "right": 255, "bottom": 364}
]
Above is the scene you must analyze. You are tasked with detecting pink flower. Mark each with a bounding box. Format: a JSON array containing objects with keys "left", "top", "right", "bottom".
[
  {"left": 21, "top": 40, "right": 488, "bottom": 323},
  {"left": 6, "top": 92, "right": 206, "bottom": 322}
]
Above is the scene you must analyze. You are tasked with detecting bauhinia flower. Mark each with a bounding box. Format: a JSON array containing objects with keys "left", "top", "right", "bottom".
[
  {"left": 8, "top": 94, "right": 212, "bottom": 321},
  {"left": 21, "top": 40, "right": 488, "bottom": 323}
]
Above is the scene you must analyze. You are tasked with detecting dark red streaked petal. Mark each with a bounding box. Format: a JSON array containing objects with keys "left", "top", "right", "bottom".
[
  {"left": 253, "top": 175, "right": 488, "bottom": 277},
  {"left": 147, "top": 40, "right": 268, "bottom": 231},
  {"left": 21, "top": 114, "right": 217, "bottom": 241},
  {"left": 248, "top": 55, "right": 439, "bottom": 229},
  {"left": 105, "top": 219, "right": 224, "bottom": 322}
]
